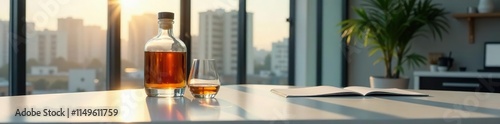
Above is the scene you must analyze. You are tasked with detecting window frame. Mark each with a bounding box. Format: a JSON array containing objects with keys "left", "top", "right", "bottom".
[
  {"left": 236, "top": 0, "right": 247, "bottom": 84},
  {"left": 107, "top": 0, "right": 121, "bottom": 90},
  {"left": 7, "top": 0, "right": 349, "bottom": 95},
  {"left": 9, "top": 0, "right": 27, "bottom": 96}
]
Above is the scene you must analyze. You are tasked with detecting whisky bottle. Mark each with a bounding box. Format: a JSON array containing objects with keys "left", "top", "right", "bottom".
[{"left": 144, "top": 12, "right": 187, "bottom": 97}]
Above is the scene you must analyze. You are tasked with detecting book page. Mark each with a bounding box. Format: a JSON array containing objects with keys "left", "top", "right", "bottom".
[
  {"left": 343, "top": 86, "right": 379, "bottom": 96},
  {"left": 344, "top": 86, "right": 427, "bottom": 96},
  {"left": 271, "top": 86, "right": 362, "bottom": 97}
]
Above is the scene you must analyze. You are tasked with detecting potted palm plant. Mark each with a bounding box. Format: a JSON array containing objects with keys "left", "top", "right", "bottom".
[{"left": 340, "top": 0, "right": 449, "bottom": 88}]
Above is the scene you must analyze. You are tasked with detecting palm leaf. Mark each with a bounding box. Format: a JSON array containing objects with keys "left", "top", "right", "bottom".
[{"left": 339, "top": 0, "right": 449, "bottom": 78}]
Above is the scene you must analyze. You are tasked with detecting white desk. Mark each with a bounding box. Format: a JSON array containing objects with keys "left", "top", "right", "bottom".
[{"left": 1, "top": 85, "right": 500, "bottom": 124}]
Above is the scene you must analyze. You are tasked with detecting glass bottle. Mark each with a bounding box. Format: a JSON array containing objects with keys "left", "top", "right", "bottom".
[{"left": 144, "top": 12, "right": 187, "bottom": 97}]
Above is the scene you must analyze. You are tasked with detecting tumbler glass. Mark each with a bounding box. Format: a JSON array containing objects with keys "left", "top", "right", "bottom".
[{"left": 188, "top": 59, "right": 221, "bottom": 98}]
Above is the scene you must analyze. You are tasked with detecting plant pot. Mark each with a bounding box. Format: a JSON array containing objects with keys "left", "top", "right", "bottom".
[
  {"left": 370, "top": 76, "right": 409, "bottom": 89},
  {"left": 430, "top": 64, "right": 438, "bottom": 72}
]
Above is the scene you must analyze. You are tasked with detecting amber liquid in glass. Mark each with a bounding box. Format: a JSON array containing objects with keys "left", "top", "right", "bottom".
[
  {"left": 189, "top": 84, "right": 220, "bottom": 96},
  {"left": 145, "top": 51, "right": 186, "bottom": 90}
]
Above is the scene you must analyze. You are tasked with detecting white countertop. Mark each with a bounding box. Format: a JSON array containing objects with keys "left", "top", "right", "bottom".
[
  {"left": 414, "top": 71, "right": 500, "bottom": 78},
  {"left": 1, "top": 85, "right": 500, "bottom": 124}
]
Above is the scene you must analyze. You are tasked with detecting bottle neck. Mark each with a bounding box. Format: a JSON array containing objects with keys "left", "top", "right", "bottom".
[{"left": 158, "top": 19, "right": 174, "bottom": 37}]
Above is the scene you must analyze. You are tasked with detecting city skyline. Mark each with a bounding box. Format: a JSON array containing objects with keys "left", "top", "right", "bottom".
[
  {"left": 0, "top": 0, "right": 290, "bottom": 94},
  {"left": 0, "top": 0, "right": 289, "bottom": 51},
  {"left": 2, "top": 11, "right": 285, "bottom": 81},
  {"left": 0, "top": 14, "right": 287, "bottom": 65},
  {"left": 0, "top": 19, "right": 107, "bottom": 66}
]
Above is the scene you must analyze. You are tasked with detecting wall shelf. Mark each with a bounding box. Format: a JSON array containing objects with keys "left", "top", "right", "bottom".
[{"left": 452, "top": 13, "right": 500, "bottom": 44}]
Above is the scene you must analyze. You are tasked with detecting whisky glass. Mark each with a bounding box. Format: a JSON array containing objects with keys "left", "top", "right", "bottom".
[{"left": 188, "top": 59, "right": 221, "bottom": 98}]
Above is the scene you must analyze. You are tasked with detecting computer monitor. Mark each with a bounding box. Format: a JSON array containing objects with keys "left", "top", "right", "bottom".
[{"left": 484, "top": 42, "right": 500, "bottom": 71}]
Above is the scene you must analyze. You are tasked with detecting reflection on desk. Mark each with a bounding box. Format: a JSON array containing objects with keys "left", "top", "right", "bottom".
[{"left": 146, "top": 97, "right": 221, "bottom": 121}]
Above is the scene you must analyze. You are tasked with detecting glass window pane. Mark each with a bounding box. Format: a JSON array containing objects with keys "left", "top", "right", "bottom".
[
  {"left": 191, "top": 0, "right": 239, "bottom": 85},
  {"left": 120, "top": 0, "right": 181, "bottom": 89},
  {"left": 0, "top": 0, "right": 9, "bottom": 96},
  {"left": 26, "top": 0, "right": 107, "bottom": 94},
  {"left": 247, "top": 0, "right": 289, "bottom": 85}
]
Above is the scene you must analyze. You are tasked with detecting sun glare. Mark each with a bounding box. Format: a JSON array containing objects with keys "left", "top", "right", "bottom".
[{"left": 120, "top": 0, "right": 138, "bottom": 8}]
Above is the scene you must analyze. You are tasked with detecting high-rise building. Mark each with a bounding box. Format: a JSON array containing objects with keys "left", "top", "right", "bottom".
[
  {"left": 191, "top": 35, "right": 199, "bottom": 60},
  {"left": 83, "top": 25, "right": 106, "bottom": 64},
  {"left": 68, "top": 69, "right": 96, "bottom": 92},
  {"left": 0, "top": 21, "right": 35, "bottom": 66},
  {"left": 254, "top": 48, "right": 270, "bottom": 66},
  {"left": 27, "top": 29, "right": 68, "bottom": 65},
  {"left": 121, "top": 39, "right": 129, "bottom": 64},
  {"left": 271, "top": 38, "right": 288, "bottom": 77},
  {"left": 195, "top": 9, "right": 254, "bottom": 76},
  {"left": 128, "top": 13, "right": 157, "bottom": 68},
  {"left": 58, "top": 17, "right": 84, "bottom": 64},
  {"left": 0, "top": 20, "right": 9, "bottom": 67}
]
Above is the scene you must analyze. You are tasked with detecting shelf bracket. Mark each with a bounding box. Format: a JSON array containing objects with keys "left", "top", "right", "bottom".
[
  {"left": 467, "top": 17, "right": 475, "bottom": 44},
  {"left": 452, "top": 13, "right": 500, "bottom": 44}
]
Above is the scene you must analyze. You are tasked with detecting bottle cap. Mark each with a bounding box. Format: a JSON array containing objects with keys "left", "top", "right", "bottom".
[{"left": 158, "top": 12, "right": 174, "bottom": 19}]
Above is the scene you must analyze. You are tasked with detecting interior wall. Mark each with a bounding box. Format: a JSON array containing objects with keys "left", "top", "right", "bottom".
[{"left": 348, "top": 0, "right": 500, "bottom": 87}]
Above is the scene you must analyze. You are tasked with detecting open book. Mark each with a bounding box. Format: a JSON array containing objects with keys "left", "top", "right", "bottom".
[{"left": 271, "top": 86, "right": 428, "bottom": 97}]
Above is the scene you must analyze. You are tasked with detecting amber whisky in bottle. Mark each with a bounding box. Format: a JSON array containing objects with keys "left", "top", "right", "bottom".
[{"left": 144, "top": 12, "right": 187, "bottom": 97}]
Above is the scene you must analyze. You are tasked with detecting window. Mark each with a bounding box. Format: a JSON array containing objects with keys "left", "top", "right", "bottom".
[
  {"left": 26, "top": 0, "right": 107, "bottom": 94},
  {"left": 191, "top": 0, "right": 239, "bottom": 85},
  {"left": 5, "top": 0, "right": 296, "bottom": 95},
  {"left": 0, "top": 0, "right": 9, "bottom": 96},
  {"left": 247, "top": 0, "right": 289, "bottom": 85},
  {"left": 120, "top": 0, "right": 181, "bottom": 89}
]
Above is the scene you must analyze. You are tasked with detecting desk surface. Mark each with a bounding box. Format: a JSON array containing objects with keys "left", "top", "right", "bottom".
[{"left": 1, "top": 85, "right": 500, "bottom": 124}]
